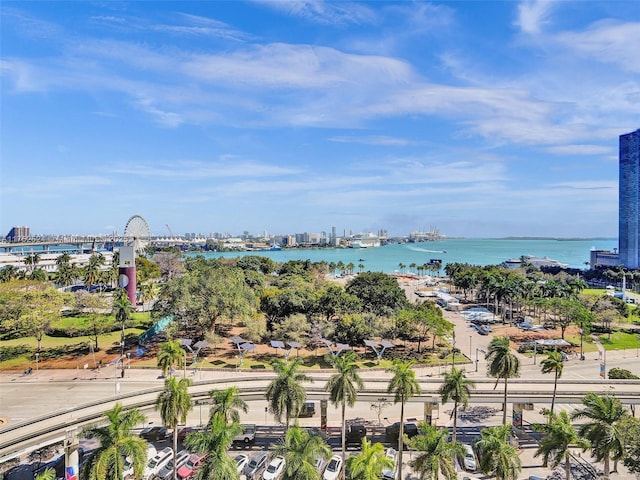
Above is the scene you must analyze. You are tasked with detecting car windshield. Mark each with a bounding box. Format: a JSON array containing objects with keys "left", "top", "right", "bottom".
[
  {"left": 267, "top": 465, "right": 276, "bottom": 473},
  {"left": 148, "top": 460, "right": 158, "bottom": 469},
  {"left": 327, "top": 460, "right": 338, "bottom": 472},
  {"left": 248, "top": 460, "right": 257, "bottom": 468}
]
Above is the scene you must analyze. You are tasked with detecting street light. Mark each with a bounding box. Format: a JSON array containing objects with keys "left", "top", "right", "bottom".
[
  {"left": 475, "top": 348, "right": 486, "bottom": 372},
  {"left": 126, "top": 353, "right": 131, "bottom": 377},
  {"left": 451, "top": 332, "right": 456, "bottom": 369},
  {"left": 35, "top": 351, "right": 39, "bottom": 376}
]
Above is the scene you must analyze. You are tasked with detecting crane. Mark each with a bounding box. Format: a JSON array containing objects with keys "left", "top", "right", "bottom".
[{"left": 166, "top": 224, "right": 174, "bottom": 237}]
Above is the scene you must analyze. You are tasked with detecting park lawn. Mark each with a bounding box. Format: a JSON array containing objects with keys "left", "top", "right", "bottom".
[
  {"left": 0, "top": 328, "right": 146, "bottom": 350},
  {"left": 564, "top": 333, "right": 599, "bottom": 353},
  {"left": 53, "top": 312, "right": 150, "bottom": 330},
  {"left": 597, "top": 330, "right": 640, "bottom": 351}
]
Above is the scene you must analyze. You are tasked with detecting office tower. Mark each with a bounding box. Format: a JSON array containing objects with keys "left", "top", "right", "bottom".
[{"left": 619, "top": 128, "right": 640, "bottom": 269}]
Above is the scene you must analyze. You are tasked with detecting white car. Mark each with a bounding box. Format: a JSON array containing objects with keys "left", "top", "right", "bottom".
[
  {"left": 461, "top": 444, "right": 477, "bottom": 472},
  {"left": 144, "top": 447, "right": 173, "bottom": 480},
  {"left": 322, "top": 455, "right": 343, "bottom": 480},
  {"left": 124, "top": 444, "right": 156, "bottom": 479},
  {"left": 156, "top": 450, "right": 191, "bottom": 480},
  {"left": 262, "top": 456, "right": 286, "bottom": 480},
  {"left": 234, "top": 454, "right": 250, "bottom": 474},
  {"left": 381, "top": 448, "right": 397, "bottom": 480}
]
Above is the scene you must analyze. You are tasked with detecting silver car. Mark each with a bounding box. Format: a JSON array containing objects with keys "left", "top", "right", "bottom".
[
  {"left": 155, "top": 450, "right": 191, "bottom": 480},
  {"left": 244, "top": 451, "right": 269, "bottom": 480}
]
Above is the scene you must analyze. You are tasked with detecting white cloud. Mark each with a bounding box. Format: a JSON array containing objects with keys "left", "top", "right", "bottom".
[
  {"left": 544, "top": 145, "right": 615, "bottom": 156},
  {"left": 515, "top": 0, "right": 556, "bottom": 34},
  {"left": 253, "top": 0, "right": 377, "bottom": 25},
  {"left": 555, "top": 20, "right": 640, "bottom": 73}
]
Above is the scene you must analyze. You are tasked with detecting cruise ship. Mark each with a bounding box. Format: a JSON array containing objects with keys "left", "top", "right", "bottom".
[
  {"left": 349, "top": 233, "right": 381, "bottom": 248},
  {"left": 504, "top": 255, "right": 568, "bottom": 269}
]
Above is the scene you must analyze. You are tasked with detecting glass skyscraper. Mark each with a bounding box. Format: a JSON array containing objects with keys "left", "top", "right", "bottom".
[{"left": 619, "top": 128, "right": 640, "bottom": 269}]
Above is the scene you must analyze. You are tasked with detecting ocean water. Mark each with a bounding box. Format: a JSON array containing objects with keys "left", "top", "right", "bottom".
[{"left": 194, "top": 238, "right": 617, "bottom": 273}]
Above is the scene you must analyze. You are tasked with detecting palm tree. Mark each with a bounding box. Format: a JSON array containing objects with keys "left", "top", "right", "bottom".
[
  {"left": 386, "top": 360, "right": 421, "bottom": 480},
  {"left": 0, "top": 265, "right": 20, "bottom": 282},
  {"left": 157, "top": 340, "right": 186, "bottom": 378},
  {"left": 184, "top": 412, "right": 241, "bottom": 480},
  {"left": 138, "top": 282, "right": 158, "bottom": 318},
  {"left": 272, "top": 425, "right": 331, "bottom": 480},
  {"left": 534, "top": 411, "right": 589, "bottom": 480},
  {"left": 325, "top": 350, "right": 364, "bottom": 464},
  {"left": 209, "top": 386, "right": 248, "bottom": 425},
  {"left": 156, "top": 376, "right": 193, "bottom": 480},
  {"left": 265, "top": 358, "right": 312, "bottom": 430},
  {"left": 112, "top": 290, "right": 133, "bottom": 374},
  {"left": 84, "top": 253, "right": 105, "bottom": 287},
  {"left": 24, "top": 252, "right": 41, "bottom": 274},
  {"left": 409, "top": 422, "right": 463, "bottom": 480},
  {"left": 80, "top": 403, "right": 147, "bottom": 480},
  {"left": 571, "top": 392, "right": 627, "bottom": 478},
  {"left": 475, "top": 424, "right": 521, "bottom": 480},
  {"left": 346, "top": 439, "right": 394, "bottom": 480},
  {"left": 540, "top": 350, "right": 564, "bottom": 418},
  {"left": 438, "top": 366, "right": 475, "bottom": 442},
  {"left": 485, "top": 336, "right": 520, "bottom": 424},
  {"left": 35, "top": 468, "right": 56, "bottom": 480}
]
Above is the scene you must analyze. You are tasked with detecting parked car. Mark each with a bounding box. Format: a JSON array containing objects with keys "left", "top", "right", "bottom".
[
  {"left": 143, "top": 447, "right": 173, "bottom": 480},
  {"left": 381, "top": 448, "right": 397, "bottom": 480},
  {"left": 262, "top": 456, "right": 286, "bottom": 480},
  {"left": 244, "top": 451, "right": 269, "bottom": 480},
  {"left": 177, "top": 453, "right": 206, "bottom": 480},
  {"left": 156, "top": 450, "right": 190, "bottom": 480},
  {"left": 477, "top": 325, "right": 491, "bottom": 336},
  {"left": 177, "top": 426, "right": 197, "bottom": 441},
  {"left": 124, "top": 444, "right": 156, "bottom": 479},
  {"left": 297, "top": 402, "right": 316, "bottom": 418},
  {"left": 140, "top": 426, "right": 168, "bottom": 441},
  {"left": 322, "top": 455, "right": 343, "bottom": 480},
  {"left": 234, "top": 454, "right": 250, "bottom": 474},
  {"left": 384, "top": 422, "right": 418, "bottom": 445},
  {"left": 460, "top": 444, "right": 477, "bottom": 472},
  {"left": 345, "top": 424, "right": 367, "bottom": 445},
  {"left": 233, "top": 424, "right": 256, "bottom": 444}
]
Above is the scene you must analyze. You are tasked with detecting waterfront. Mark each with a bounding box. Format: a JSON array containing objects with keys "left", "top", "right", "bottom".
[{"left": 194, "top": 238, "right": 617, "bottom": 272}]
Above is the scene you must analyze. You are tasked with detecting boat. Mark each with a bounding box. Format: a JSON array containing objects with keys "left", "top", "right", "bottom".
[{"left": 349, "top": 233, "right": 381, "bottom": 248}]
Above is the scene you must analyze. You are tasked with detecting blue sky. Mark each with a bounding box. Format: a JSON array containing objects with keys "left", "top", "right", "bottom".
[{"left": 1, "top": 1, "right": 639, "bottom": 239}]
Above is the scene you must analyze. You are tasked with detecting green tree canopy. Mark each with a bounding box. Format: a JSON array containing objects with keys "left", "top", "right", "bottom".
[{"left": 346, "top": 272, "right": 408, "bottom": 317}]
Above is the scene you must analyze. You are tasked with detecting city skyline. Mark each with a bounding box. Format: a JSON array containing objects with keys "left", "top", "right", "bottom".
[{"left": 2, "top": 1, "right": 639, "bottom": 238}]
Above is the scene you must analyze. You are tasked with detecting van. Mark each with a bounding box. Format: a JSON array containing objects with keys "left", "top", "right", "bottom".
[
  {"left": 297, "top": 402, "right": 316, "bottom": 418},
  {"left": 244, "top": 451, "right": 269, "bottom": 480}
]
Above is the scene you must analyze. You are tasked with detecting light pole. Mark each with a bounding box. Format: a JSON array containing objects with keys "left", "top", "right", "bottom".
[
  {"left": 475, "top": 348, "right": 486, "bottom": 372},
  {"left": 469, "top": 336, "right": 472, "bottom": 359},
  {"left": 451, "top": 332, "right": 456, "bottom": 369},
  {"left": 183, "top": 349, "right": 187, "bottom": 379},
  {"left": 580, "top": 323, "right": 585, "bottom": 361},
  {"left": 126, "top": 353, "right": 131, "bottom": 377},
  {"left": 35, "top": 351, "right": 39, "bottom": 376}
]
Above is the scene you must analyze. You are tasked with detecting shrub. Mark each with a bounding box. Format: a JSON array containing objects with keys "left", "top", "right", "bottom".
[
  {"left": 0, "top": 345, "right": 33, "bottom": 362},
  {"left": 608, "top": 367, "right": 640, "bottom": 379}
]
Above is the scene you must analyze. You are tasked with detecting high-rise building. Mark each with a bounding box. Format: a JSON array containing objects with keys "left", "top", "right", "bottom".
[
  {"left": 619, "top": 128, "right": 640, "bottom": 269},
  {"left": 5, "top": 226, "right": 30, "bottom": 242}
]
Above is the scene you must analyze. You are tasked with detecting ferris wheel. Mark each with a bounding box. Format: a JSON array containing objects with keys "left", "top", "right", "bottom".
[{"left": 123, "top": 215, "right": 151, "bottom": 253}]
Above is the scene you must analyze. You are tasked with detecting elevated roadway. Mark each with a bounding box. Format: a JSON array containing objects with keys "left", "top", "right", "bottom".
[{"left": 2, "top": 374, "right": 639, "bottom": 463}]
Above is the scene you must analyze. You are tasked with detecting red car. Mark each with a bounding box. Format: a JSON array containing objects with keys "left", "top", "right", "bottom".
[{"left": 177, "top": 453, "right": 206, "bottom": 480}]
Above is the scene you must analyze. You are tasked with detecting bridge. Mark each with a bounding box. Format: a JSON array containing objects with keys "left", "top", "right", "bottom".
[{"left": 1, "top": 375, "right": 639, "bottom": 463}]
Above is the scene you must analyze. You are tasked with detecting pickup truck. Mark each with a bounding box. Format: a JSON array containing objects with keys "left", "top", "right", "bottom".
[{"left": 233, "top": 424, "right": 256, "bottom": 444}]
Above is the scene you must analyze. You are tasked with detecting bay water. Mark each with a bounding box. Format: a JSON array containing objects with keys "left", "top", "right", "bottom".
[{"left": 196, "top": 238, "right": 617, "bottom": 273}]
